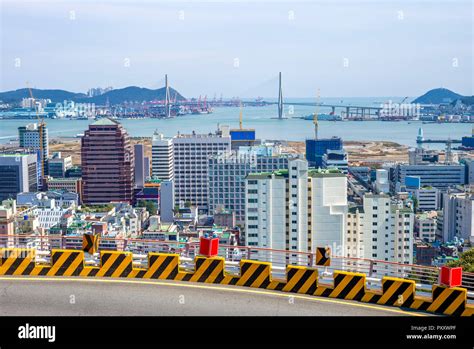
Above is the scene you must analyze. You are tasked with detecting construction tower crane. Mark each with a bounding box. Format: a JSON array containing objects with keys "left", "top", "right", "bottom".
[
  {"left": 239, "top": 101, "right": 243, "bottom": 129},
  {"left": 313, "top": 89, "right": 320, "bottom": 140},
  {"left": 26, "top": 82, "right": 46, "bottom": 181}
]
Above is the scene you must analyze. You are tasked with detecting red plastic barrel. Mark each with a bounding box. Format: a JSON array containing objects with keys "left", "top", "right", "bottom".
[
  {"left": 199, "top": 237, "right": 219, "bottom": 257},
  {"left": 440, "top": 266, "right": 462, "bottom": 287}
]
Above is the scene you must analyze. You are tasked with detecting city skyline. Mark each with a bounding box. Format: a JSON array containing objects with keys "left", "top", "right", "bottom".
[{"left": 1, "top": 0, "right": 472, "bottom": 97}]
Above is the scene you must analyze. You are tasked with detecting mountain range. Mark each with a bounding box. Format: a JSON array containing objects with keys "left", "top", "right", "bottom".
[
  {"left": 0, "top": 86, "right": 471, "bottom": 105},
  {"left": 411, "top": 88, "right": 466, "bottom": 104},
  {"left": 0, "top": 86, "right": 186, "bottom": 105}
]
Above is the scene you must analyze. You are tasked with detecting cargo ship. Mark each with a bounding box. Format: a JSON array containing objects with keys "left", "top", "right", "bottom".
[{"left": 296, "top": 113, "right": 342, "bottom": 121}]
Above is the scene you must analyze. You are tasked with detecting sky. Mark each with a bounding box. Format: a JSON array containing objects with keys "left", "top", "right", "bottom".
[{"left": 0, "top": 0, "right": 472, "bottom": 98}]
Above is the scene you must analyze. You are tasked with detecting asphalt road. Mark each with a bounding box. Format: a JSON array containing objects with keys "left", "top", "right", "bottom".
[{"left": 0, "top": 277, "right": 427, "bottom": 316}]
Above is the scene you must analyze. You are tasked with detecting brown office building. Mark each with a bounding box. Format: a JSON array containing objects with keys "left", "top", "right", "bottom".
[{"left": 81, "top": 118, "right": 134, "bottom": 204}]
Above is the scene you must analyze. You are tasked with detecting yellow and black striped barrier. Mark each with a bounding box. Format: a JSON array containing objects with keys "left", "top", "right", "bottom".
[
  {"left": 95, "top": 251, "right": 134, "bottom": 278},
  {"left": 315, "top": 271, "right": 366, "bottom": 301},
  {"left": 377, "top": 277, "right": 415, "bottom": 307},
  {"left": 234, "top": 260, "right": 272, "bottom": 289},
  {"left": 269, "top": 265, "right": 318, "bottom": 295},
  {"left": 362, "top": 277, "right": 432, "bottom": 311},
  {"left": 0, "top": 248, "right": 36, "bottom": 276},
  {"left": 143, "top": 253, "right": 179, "bottom": 280},
  {"left": 48, "top": 250, "right": 85, "bottom": 276},
  {"left": 1, "top": 247, "right": 473, "bottom": 316},
  {"left": 315, "top": 247, "right": 330, "bottom": 266},
  {"left": 428, "top": 285, "right": 468, "bottom": 316},
  {"left": 178, "top": 256, "right": 232, "bottom": 284}
]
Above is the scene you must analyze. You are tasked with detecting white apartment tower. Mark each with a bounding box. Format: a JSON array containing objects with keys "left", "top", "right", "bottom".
[
  {"left": 441, "top": 191, "right": 474, "bottom": 243},
  {"left": 346, "top": 194, "right": 414, "bottom": 265},
  {"left": 173, "top": 127, "right": 231, "bottom": 211},
  {"left": 151, "top": 132, "right": 174, "bottom": 181},
  {"left": 245, "top": 159, "right": 347, "bottom": 262}
]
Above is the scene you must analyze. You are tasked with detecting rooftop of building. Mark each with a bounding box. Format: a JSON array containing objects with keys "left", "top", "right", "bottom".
[
  {"left": 399, "top": 163, "right": 465, "bottom": 168},
  {"left": 46, "top": 177, "right": 80, "bottom": 182},
  {"left": 308, "top": 168, "right": 345, "bottom": 177},
  {"left": 348, "top": 205, "right": 364, "bottom": 214},
  {"left": 391, "top": 207, "right": 413, "bottom": 214},
  {"left": 246, "top": 167, "right": 344, "bottom": 180},
  {"left": 364, "top": 193, "right": 391, "bottom": 199},
  {"left": 246, "top": 169, "right": 289, "bottom": 179},
  {"left": 230, "top": 128, "right": 255, "bottom": 132},
  {"left": 91, "top": 117, "right": 119, "bottom": 126},
  {"left": 0, "top": 152, "right": 33, "bottom": 157},
  {"left": 305, "top": 136, "right": 342, "bottom": 142},
  {"left": 175, "top": 129, "right": 228, "bottom": 139},
  {"left": 416, "top": 211, "right": 438, "bottom": 220},
  {"left": 145, "top": 177, "right": 162, "bottom": 184}
]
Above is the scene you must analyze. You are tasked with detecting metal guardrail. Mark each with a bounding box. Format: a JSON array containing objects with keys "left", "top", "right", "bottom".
[{"left": 1, "top": 233, "right": 473, "bottom": 297}]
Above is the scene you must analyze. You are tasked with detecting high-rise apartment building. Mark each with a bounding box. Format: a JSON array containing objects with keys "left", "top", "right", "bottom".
[
  {"left": 208, "top": 145, "right": 290, "bottom": 225},
  {"left": 81, "top": 118, "right": 134, "bottom": 204},
  {"left": 0, "top": 153, "right": 38, "bottom": 201},
  {"left": 151, "top": 132, "right": 174, "bottom": 180},
  {"left": 346, "top": 194, "right": 414, "bottom": 265},
  {"left": 173, "top": 127, "right": 231, "bottom": 210},
  {"left": 244, "top": 159, "right": 347, "bottom": 261},
  {"left": 441, "top": 190, "right": 474, "bottom": 243}
]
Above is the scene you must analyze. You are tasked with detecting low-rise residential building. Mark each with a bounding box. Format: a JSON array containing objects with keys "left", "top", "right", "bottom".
[
  {"left": 414, "top": 243, "right": 439, "bottom": 266},
  {"left": 414, "top": 187, "right": 440, "bottom": 212},
  {"left": 0, "top": 199, "right": 16, "bottom": 235},
  {"left": 46, "top": 177, "right": 82, "bottom": 203},
  {"left": 415, "top": 211, "right": 437, "bottom": 242}
]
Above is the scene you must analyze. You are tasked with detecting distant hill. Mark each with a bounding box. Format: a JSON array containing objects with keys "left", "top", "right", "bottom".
[
  {"left": 457, "top": 96, "right": 474, "bottom": 106},
  {"left": 76, "top": 86, "right": 186, "bottom": 105},
  {"left": 0, "top": 86, "right": 186, "bottom": 105},
  {"left": 0, "top": 88, "right": 87, "bottom": 103},
  {"left": 412, "top": 88, "right": 463, "bottom": 104}
]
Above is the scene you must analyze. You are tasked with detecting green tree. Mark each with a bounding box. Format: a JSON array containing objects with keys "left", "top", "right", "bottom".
[
  {"left": 138, "top": 200, "right": 157, "bottom": 215},
  {"left": 447, "top": 248, "right": 474, "bottom": 273}
]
